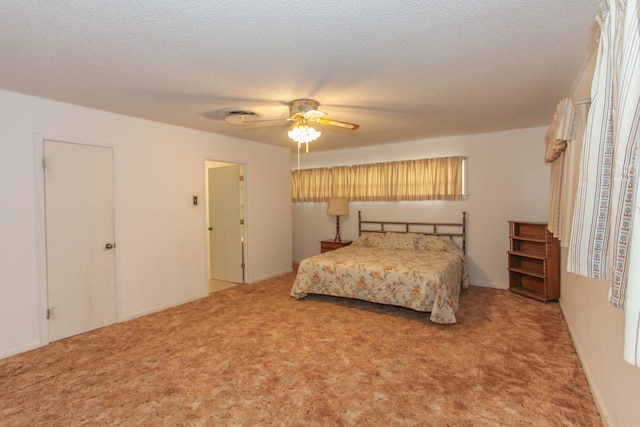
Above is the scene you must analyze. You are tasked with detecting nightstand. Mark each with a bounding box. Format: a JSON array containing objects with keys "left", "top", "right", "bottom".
[{"left": 320, "top": 239, "right": 352, "bottom": 253}]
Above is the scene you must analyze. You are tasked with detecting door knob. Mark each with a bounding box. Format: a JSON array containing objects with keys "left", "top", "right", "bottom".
[{"left": 105, "top": 243, "right": 115, "bottom": 249}]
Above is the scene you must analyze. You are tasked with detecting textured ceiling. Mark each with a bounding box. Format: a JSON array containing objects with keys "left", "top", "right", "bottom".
[{"left": 0, "top": 1, "right": 599, "bottom": 151}]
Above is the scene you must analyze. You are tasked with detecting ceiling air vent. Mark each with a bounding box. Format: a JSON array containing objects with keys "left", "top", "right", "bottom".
[{"left": 216, "top": 107, "right": 262, "bottom": 124}]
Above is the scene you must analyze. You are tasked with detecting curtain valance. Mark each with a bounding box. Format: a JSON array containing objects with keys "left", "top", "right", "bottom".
[{"left": 545, "top": 98, "right": 578, "bottom": 163}]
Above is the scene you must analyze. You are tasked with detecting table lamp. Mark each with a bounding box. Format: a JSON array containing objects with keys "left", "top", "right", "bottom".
[{"left": 327, "top": 198, "right": 349, "bottom": 242}]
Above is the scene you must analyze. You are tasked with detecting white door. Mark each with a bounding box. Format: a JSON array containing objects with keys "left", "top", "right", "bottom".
[
  {"left": 44, "top": 140, "right": 117, "bottom": 341},
  {"left": 208, "top": 164, "right": 243, "bottom": 283}
]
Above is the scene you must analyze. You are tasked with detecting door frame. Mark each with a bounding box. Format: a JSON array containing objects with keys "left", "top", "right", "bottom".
[
  {"left": 203, "top": 159, "right": 248, "bottom": 287},
  {"left": 34, "top": 134, "right": 121, "bottom": 345}
]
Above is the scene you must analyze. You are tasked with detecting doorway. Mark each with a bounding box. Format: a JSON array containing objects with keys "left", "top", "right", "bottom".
[
  {"left": 205, "top": 161, "right": 245, "bottom": 291},
  {"left": 42, "top": 139, "right": 117, "bottom": 342}
]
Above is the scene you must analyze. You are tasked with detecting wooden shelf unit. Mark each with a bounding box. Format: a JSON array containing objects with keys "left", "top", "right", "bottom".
[{"left": 507, "top": 221, "right": 560, "bottom": 301}]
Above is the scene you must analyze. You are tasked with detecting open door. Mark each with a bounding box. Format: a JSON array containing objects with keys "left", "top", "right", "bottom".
[{"left": 207, "top": 163, "right": 244, "bottom": 283}]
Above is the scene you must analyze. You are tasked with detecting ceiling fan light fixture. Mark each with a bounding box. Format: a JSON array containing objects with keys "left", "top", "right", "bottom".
[
  {"left": 217, "top": 99, "right": 358, "bottom": 150},
  {"left": 288, "top": 122, "right": 321, "bottom": 144}
]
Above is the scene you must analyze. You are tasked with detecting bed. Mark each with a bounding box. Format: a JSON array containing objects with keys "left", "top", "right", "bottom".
[{"left": 290, "top": 211, "right": 469, "bottom": 324}]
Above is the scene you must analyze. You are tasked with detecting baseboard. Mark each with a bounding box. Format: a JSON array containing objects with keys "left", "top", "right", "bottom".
[
  {"left": 121, "top": 295, "right": 205, "bottom": 323},
  {"left": 559, "top": 301, "right": 611, "bottom": 427},
  {"left": 467, "top": 281, "right": 508, "bottom": 289},
  {"left": 0, "top": 340, "right": 44, "bottom": 361},
  {"left": 248, "top": 268, "right": 294, "bottom": 284}
]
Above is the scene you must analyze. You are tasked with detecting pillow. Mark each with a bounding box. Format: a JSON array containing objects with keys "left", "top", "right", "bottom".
[
  {"left": 416, "top": 235, "right": 461, "bottom": 252},
  {"left": 379, "top": 232, "right": 420, "bottom": 251},
  {"left": 352, "top": 232, "right": 425, "bottom": 251},
  {"left": 351, "top": 232, "right": 387, "bottom": 247}
]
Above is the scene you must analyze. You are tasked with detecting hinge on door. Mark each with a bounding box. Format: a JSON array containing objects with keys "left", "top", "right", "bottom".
[
  {"left": 241, "top": 263, "right": 245, "bottom": 269},
  {"left": 239, "top": 175, "right": 244, "bottom": 181},
  {"left": 42, "top": 158, "right": 47, "bottom": 169},
  {"left": 240, "top": 219, "right": 244, "bottom": 225},
  {"left": 46, "top": 308, "right": 50, "bottom": 319}
]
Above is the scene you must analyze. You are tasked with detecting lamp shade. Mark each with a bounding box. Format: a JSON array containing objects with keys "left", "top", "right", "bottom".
[{"left": 327, "top": 198, "right": 349, "bottom": 216}]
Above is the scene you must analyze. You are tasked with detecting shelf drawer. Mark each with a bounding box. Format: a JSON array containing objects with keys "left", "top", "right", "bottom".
[{"left": 320, "top": 240, "right": 352, "bottom": 253}]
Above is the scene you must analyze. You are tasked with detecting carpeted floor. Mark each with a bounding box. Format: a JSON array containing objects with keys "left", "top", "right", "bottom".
[{"left": 0, "top": 272, "right": 601, "bottom": 426}]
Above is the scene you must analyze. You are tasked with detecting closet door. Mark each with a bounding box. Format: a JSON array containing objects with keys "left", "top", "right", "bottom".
[{"left": 44, "top": 140, "right": 117, "bottom": 341}]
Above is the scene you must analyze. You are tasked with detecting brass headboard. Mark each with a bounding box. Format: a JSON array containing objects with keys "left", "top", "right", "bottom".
[{"left": 358, "top": 211, "right": 467, "bottom": 254}]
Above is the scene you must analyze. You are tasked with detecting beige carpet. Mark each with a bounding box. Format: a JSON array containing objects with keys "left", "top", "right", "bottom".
[{"left": 0, "top": 272, "right": 601, "bottom": 426}]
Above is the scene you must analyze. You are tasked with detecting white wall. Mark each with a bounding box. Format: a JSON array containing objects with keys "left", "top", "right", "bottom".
[
  {"left": 561, "top": 256, "right": 640, "bottom": 427},
  {"left": 291, "top": 126, "right": 551, "bottom": 289},
  {"left": 559, "top": 52, "right": 640, "bottom": 427},
  {"left": 0, "top": 88, "right": 292, "bottom": 359}
]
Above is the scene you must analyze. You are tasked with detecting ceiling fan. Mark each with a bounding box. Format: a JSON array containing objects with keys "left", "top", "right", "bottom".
[{"left": 223, "top": 98, "right": 360, "bottom": 151}]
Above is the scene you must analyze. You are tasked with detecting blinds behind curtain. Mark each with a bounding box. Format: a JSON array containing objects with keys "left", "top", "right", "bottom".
[{"left": 291, "top": 156, "right": 464, "bottom": 202}]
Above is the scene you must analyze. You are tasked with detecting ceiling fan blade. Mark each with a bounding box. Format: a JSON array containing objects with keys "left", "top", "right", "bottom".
[
  {"left": 224, "top": 115, "right": 292, "bottom": 125},
  {"left": 316, "top": 117, "right": 360, "bottom": 130}
]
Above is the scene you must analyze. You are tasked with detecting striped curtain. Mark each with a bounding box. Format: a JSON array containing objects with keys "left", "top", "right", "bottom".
[{"left": 567, "top": 0, "right": 640, "bottom": 367}]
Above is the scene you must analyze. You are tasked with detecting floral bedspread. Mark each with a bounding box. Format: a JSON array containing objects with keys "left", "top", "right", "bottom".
[{"left": 291, "top": 244, "right": 469, "bottom": 324}]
